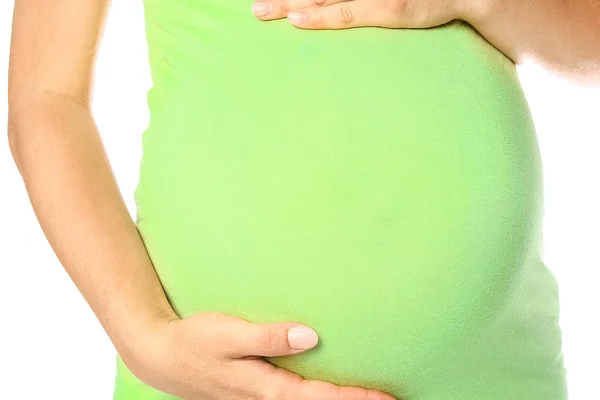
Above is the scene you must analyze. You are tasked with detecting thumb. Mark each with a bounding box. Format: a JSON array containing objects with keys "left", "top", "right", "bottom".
[{"left": 224, "top": 320, "right": 320, "bottom": 358}]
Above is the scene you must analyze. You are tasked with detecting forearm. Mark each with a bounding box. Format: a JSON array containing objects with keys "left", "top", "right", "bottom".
[
  {"left": 465, "top": 0, "right": 600, "bottom": 86},
  {"left": 8, "top": 91, "right": 178, "bottom": 360}
]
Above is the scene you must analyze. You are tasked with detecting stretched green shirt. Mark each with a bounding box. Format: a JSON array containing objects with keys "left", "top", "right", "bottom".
[{"left": 114, "top": 1, "right": 568, "bottom": 398}]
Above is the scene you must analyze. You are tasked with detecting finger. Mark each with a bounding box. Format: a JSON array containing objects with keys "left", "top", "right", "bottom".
[
  {"left": 251, "top": 360, "right": 397, "bottom": 400},
  {"left": 296, "top": 379, "right": 398, "bottom": 400},
  {"left": 252, "top": 0, "right": 346, "bottom": 20},
  {"left": 286, "top": 0, "right": 395, "bottom": 29},
  {"left": 251, "top": 0, "right": 288, "bottom": 20},
  {"left": 290, "top": 0, "right": 460, "bottom": 30},
  {"left": 222, "top": 319, "right": 320, "bottom": 358},
  {"left": 287, "top": 0, "right": 392, "bottom": 29},
  {"left": 262, "top": 366, "right": 399, "bottom": 400}
]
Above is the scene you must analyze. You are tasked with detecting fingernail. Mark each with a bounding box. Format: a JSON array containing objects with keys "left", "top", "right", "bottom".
[
  {"left": 252, "top": 1, "right": 273, "bottom": 17},
  {"left": 252, "top": 1, "right": 272, "bottom": 17},
  {"left": 287, "top": 11, "right": 308, "bottom": 26},
  {"left": 288, "top": 326, "right": 319, "bottom": 350}
]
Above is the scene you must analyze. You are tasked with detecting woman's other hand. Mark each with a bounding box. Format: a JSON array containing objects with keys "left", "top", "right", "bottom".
[
  {"left": 123, "top": 311, "right": 397, "bottom": 400},
  {"left": 251, "top": 0, "right": 476, "bottom": 30},
  {"left": 251, "top": 0, "right": 600, "bottom": 86}
]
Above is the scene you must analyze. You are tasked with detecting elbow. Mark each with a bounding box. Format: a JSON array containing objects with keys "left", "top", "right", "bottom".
[
  {"left": 576, "top": 77, "right": 600, "bottom": 90},
  {"left": 7, "top": 91, "right": 92, "bottom": 174},
  {"left": 7, "top": 92, "right": 29, "bottom": 160},
  {"left": 550, "top": 57, "right": 600, "bottom": 89},
  {"left": 7, "top": 95, "right": 44, "bottom": 173},
  {"left": 570, "top": 67, "right": 600, "bottom": 89},
  {"left": 584, "top": 63, "right": 600, "bottom": 89},
  {"left": 7, "top": 112, "right": 24, "bottom": 175},
  {"left": 7, "top": 92, "right": 56, "bottom": 171},
  {"left": 570, "top": 53, "right": 600, "bottom": 89}
]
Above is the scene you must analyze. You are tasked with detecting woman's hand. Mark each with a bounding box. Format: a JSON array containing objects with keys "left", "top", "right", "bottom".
[
  {"left": 251, "top": 0, "right": 600, "bottom": 86},
  {"left": 122, "top": 311, "right": 397, "bottom": 400},
  {"left": 251, "top": 0, "right": 476, "bottom": 30}
]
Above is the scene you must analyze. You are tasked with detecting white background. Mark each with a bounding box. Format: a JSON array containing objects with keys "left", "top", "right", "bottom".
[{"left": 1, "top": 1, "right": 599, "bottom": 399}]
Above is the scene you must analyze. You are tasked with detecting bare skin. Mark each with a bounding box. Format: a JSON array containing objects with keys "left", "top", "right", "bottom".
[
  {"left": 251, "top": 0, "right": 600, "bottom": 87},
  {"left": 6, "top": 1, "right": 396, "bottom": 399}
]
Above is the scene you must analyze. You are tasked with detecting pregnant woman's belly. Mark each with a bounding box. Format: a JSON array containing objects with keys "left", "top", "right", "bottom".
[{"left": 114, "top": 1, "right": 568, "bottom": 399}]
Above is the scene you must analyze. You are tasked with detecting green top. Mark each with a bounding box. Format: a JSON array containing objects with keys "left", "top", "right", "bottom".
[{"left": 113, "top": 1, "right": 568, "bottom": 399}]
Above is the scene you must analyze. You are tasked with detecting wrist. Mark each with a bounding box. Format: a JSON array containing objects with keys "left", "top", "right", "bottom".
[
  {"left": 119, "top": 311, "right": 182, "bottom": 388},
  {"left": 112, "top": 305, "right": 180, "bottom": 366}
]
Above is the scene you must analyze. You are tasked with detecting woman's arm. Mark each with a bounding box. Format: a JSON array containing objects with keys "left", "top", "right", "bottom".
[
  {"left": 7, "top": 0, "right": 178, "bottom": 362},
  {"left": 467, "top": 0, "right": 600, "bottom": 87},
  {"left": 252, "top": 0, "right": 600, "bottom": 87},
  {"left": 6, "top": 3, "right": 399, "bottom": 398}
]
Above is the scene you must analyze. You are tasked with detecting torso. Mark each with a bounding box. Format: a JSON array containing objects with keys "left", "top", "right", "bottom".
[{"left": 113, "top": 1, "right": 568, "bottom": 398}]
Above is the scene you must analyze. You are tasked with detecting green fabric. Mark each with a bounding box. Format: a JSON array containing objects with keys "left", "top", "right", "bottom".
[{"left": 114, "top": 0, "right": 568, "bottom": 398}]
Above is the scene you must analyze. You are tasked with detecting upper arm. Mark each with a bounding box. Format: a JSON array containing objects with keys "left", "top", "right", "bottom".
[{"left": 8, "top": 0, "right": 111, "bottom": 111}]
